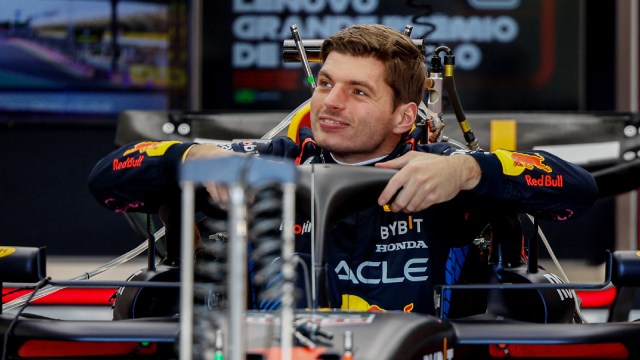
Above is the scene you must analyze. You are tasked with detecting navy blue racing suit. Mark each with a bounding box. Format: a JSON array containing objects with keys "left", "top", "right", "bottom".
[{"left": 88, "top": 127, "right": 598, "bottom": 315}]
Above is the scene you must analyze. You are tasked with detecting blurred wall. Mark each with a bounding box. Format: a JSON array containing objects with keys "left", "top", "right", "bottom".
[{"left": 0, "top": 123, "right": 140, "bottom": 255}]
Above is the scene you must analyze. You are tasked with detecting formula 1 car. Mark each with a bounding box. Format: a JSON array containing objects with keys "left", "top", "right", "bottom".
[
  {"left": 3, "top": 27, "right": 640, "bottom": 360},
  {"left": 2, "top": 158, "right": 640, "bottom": 360}
]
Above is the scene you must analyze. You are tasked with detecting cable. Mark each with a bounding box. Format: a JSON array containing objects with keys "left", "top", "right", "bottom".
[
  {"left": 2, "top": 277, "right": 50, "bottom": 360},
  {"left": 526, "top": 214, "right": 587, "bottom": 323},
  {"left": 406, "top": 0, "right": 437, "bottom": 43},
  {"left": 438, "top": 48, "right": 480, "bottom": 151},
  {"left": 445, "top": 137, "right": 467, "bottom": 150},
  {"left": 2, "top": 228, "right": 164, "bottom": 313}
]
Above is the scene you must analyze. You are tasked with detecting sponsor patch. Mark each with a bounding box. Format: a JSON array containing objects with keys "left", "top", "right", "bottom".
[
  {"left": 341, "top": 294, "right": 414, "bottom": 313},
  {"left": 123, "top": 141, "right": 181, "bottom": 157},
  {"left": 112, "top": 155, "right": 144, "bottom": 171},
  {"left": 495, "top": 149, "right": 553, "bottom": 176},
  {"left": 525, "top": 174, "right": 563, "bottom": 188},
  {"left": 335, "top": 258, "right": 429, "bottom": 284},
  {"left": 379, "top": 216, "right": 423, "bottom": 240}
]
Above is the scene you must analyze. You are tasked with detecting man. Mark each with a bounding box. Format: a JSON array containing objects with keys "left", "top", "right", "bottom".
[{"left": 89, "top": 24, "right": 597, "bottom": 315}]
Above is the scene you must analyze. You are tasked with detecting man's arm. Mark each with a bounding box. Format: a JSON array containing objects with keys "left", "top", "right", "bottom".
[
  {"left": 88, "top": 142, "right": 239, "bottom": 213},
  {"left": 183, "top": 144, "right": 242, "bottom": 205},
  {"left": 88, "top": 137, "right": 299, "bottom": 213},
  {"left": 184, "top": 143, "right": 234, "bottom": 161},
  {"left": 376, "top": 149, "right": 598, "bottom": 220},
  {"left": 376, "top": 152, "right": 480, "bottom": 213},
  {"left": 88, "top": 141, "right": 195, "bottom": 213}
]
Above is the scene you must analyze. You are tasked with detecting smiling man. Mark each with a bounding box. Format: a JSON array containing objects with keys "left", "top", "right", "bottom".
[{"left": 89, "top": 24, "right": 597, "bottom": 315}]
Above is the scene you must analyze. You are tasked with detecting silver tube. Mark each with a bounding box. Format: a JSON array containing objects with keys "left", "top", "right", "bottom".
[
  {"left": 179, "top": 181, "right": 196, "bottom": 360},
  {"left": 280, "top": 183, "right": 297, "bottom": 360},
  {"left": 310, "top": 166, "right": 316, "bottom": 309},
  {"left": 290, "top": 24, "right": 316, "bottom": 93},
  {"left": 228, "top": 184, "right": 248, "bottom": 360}
]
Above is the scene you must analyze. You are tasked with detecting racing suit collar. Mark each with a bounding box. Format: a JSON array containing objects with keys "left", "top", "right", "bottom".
[
  {"left": 328, "top": 153, "right": 389, "bottom": 166},
  {"left": 298, "top": 126, "right": 422, "bottom": 165},
  {"left": 378, "top": 128, "right": 422, "bottom": 163}
]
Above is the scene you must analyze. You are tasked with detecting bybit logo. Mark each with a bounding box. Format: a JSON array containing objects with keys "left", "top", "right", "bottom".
[{"left": 380, "top": 217, "right": 423, "bottom": 240}]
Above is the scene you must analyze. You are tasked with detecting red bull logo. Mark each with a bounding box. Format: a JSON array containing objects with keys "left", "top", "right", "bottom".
[
  {"left": 122, "top": 141, "right": 181, "bottom": 157},
  {"left": 341, "top": 294, "right": 414, "bottom": 313},
  {"left": 113, "top": 155, "right": 144, "bottom": 171},
  {"left": 524, "top": 174, "right": 563, "bottom": 188},
  {"left": 495, "top": 149, "right": 553, "bottom": 176},
  {"left": 510, "top": 152, "right": 552, "bottom": 172}
]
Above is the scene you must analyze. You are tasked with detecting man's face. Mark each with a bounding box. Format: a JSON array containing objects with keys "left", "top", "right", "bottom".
[{"left": 310, "top": 52, "right": 405, "bottom": 164}]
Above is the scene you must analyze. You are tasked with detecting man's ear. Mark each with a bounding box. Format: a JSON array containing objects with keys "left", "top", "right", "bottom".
[{"left": 393, "top": 102, "right": 418, "bottom": 135}]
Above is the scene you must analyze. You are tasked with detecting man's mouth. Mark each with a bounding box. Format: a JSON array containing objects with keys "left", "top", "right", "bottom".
[
  {"left": 318, "top": 114, "right": 348, "bottom": 127},
  {"left": 321, "top": 118, "right": 346, "bottom": 125}
]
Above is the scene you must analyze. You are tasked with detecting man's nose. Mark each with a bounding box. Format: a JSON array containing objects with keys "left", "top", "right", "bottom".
[{"left": 323, "top": 86, "right": 346, "bottom": 109}]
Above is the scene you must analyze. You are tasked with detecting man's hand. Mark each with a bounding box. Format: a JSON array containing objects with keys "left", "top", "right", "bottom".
[
  {"left": 375, "top": 151, "right": 481, "bottom": 213},
  {"left": 185, "top": 144, "right": 238, "bottom": 207}
]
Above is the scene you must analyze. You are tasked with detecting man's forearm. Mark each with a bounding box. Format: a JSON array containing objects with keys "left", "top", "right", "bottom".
[{"left": 184, "top": 144, "right": 235, "bottom": 161}]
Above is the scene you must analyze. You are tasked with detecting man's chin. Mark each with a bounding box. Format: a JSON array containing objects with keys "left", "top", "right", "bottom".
[{"left": 314, "top": 138, "right": 343, "bottom": 154}]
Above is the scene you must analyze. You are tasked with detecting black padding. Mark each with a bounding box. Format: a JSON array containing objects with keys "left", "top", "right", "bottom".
[
  {"left": 612, "top": 250, "right": 640, "bottom": 287},
  {"left": 0, "top": 246, "right": 46, "bottom": 283}
]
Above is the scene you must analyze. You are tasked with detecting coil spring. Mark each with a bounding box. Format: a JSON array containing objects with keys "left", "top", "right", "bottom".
[
  {"left": 194, "top": 187, "right": 232, "bottom": 310},
  {"left": 192, "top": 180, "right": 296, "bottom": 357},
  {"left": 191, "top": 305, "right": 221, "bottom": 360},
  {"left": 192, "top": 192, "right": 229, "bottom": 360},
  {"left": 247, "top": 183, "right": 297, "bottom": 310}
]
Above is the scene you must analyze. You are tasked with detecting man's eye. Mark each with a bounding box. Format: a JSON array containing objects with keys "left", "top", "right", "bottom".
[
  {"left": 353, "top": 89, "right": 367, "bottom": 96},
  {"left": 319, "top": 80, "right": 332, "bottom": 88}
]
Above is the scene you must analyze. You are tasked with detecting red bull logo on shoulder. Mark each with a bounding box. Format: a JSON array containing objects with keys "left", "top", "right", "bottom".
[
  {"left": 341, "top": 294, "right": 414, "bottom": 313},
  {"left": 113, "top": 155, "right": 144, "bottom": 171},
  {"left": 123, "top": 141, "right": 181, "bottom": 157},
  {"left": 510, "top": 152, "right": 552, "bottom": 172},
  {"left": 495, "top": 149, "right": 553, "bottom": 176}
]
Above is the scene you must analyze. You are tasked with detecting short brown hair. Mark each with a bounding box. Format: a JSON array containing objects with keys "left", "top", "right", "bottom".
[{"left": 320, "top": 24, "right": 427, "bottom": 109}]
